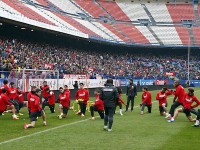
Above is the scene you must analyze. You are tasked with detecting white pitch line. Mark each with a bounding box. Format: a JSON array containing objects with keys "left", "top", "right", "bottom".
[
  {"left": 0, "top": 101, "right": 158, "bottom": 145},
  {"left": 0, "top": 89, "right": 199, "bottom": 145},
  {"left": 0, "top": 100, "right": 160, "bottom": 145},
  {"left": 0, "top": 119, "right": 90, "bottom": 145}
]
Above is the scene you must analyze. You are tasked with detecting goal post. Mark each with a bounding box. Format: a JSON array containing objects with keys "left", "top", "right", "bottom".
[{"left": 8, "top": 69, "right": 59, "bottom": 92}]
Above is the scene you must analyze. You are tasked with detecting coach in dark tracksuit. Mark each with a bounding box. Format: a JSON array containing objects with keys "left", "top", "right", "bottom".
[
  {"left": 100, "top": 79, "right": 119, "bottom": 132},
  {"left": 125, "top": 79, "right": 137, "bottom": 112}
]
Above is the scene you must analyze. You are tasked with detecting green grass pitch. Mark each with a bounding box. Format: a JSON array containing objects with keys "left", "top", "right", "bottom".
[{"left": 0, "top": 87, "right": 200, "bottom": 150}]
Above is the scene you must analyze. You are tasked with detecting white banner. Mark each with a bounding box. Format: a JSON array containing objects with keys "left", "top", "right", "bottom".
[
  {"left": 22, "top": 79, "right": 120, "bottom": 92},
  {"left": 63, "top": 74, "right": 88, "bottom": 79},
  {"left": 24, "top": 79, "right": 58, "bottom": 92},
  {"left": 58, "top": 79, "right": 108, "bottom": 89}
]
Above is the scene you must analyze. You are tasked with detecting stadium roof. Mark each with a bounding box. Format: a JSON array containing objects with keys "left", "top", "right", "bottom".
[{"left": 0, "top": 0, "right": 200, "bottom": 47}]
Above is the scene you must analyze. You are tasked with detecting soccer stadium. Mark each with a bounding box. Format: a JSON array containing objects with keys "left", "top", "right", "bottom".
[{"left": 0, "top": 0, "right": 200, "bottom": 149}]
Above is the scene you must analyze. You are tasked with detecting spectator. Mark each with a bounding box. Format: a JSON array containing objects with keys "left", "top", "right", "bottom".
[{"left": 0, "top": 36, "right": 200, "bottom": 80}]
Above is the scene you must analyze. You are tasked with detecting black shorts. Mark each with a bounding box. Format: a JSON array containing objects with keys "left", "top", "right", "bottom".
[
  {"left": 183, "top": 108, "right": 191, "bottom": 117},
  {"left": 19, "top": 102, "right": 25, "bottom": 110},
  {"left": 63, "top": 106, "right": 69, "bottom": 115},
  {"left": 159, "top": 103, "right": 167, "bottom": 113},
  {"left": 30, "top": 110, "right": 43, "bottom": 122},
  {"left": 9, "top": 99, "right": 18, "bottom": 105}
]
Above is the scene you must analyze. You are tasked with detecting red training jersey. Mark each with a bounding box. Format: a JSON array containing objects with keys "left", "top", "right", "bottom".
[
  {"left": 40, "top": 85, "right": 50, "bottom": 98},
  {"left": 0, "top": 93, "right": 12, "bottom": 112},
  {"left": 74, "top": 89, "right": 89, "bottom": 105},
  {"left": 156, "top": 90, "right": 171, "bottom": 106},
  {"left": 94, "top": 94, "right": 104, "bottom": 111},
  {"left": 142, "top": 91, "right": 152, "bottom": 105},
  {"left": 172, "top": 85, "right": 185, "bottom": 104},
  {"left": 17, "top": 91, "right": 26, "bottom": 103},
  {"left": 65, "top": 89, "right": 71, "bottom": 100},
  {"left": 118, "top": 93, "right": 126, "bottom": 105},
  {"left": 9, "top": 87, "right": 18, "bottom": 99},
  {"left": 47, "top": 91, "right": 55, "bottom": 105},
  {"left": 58, "top": 92, "right": 70, "bottom": 107},
  {"left": 183, "top": 94, "right": 200, "bottom": 110},
  {"left": 65, "top": 89, "right": 70, "bottom": 94},
  {"left": 29, "top": 94, "right": 41, "bottom": 113},
  {"left": 0, "top": 84, "right": 10, "bottom": 96},
  {"left": 27, "top": 92, "right": 33, "bottom": 109}
]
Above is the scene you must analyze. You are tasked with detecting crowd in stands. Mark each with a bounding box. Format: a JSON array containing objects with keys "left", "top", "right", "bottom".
[{"left": 0, "top": 37, "right": 200, "bottom": 80}]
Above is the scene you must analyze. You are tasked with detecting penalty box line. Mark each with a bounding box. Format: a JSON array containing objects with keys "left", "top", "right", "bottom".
[{"left": 1, "top": 89, "right": 199, "bottom": 145}]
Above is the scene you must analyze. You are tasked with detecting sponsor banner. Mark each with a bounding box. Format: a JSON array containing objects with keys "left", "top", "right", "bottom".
[
  {"left": 24, "top": 79, "right": 117, "bottom": 92},
  {"left": 19, "top": 78, "right": 200, "bottom": 92},
  {"left": 119, "top": 79, "right": 128, "bottom": 86},
  {"left": 58, "top": 79, "right": 106, "bottom": 89},
  {"left": 140, "top": 80, "right": 154, "bottom": 85},
  {"left": 178, "top": 80, "right": 187, "bottom": 85},
  {"left": 63, "top": 74, "right": 88, "bottom": 79},
  {"left": 119, "top": 79, "right": 140, "bottom": 86},
  {"left": 168, "top": 79, "right": 174, "bottom": 85},
  {"left": 156, "top": 80, "right": 168, "bottom": 85},
  {"left": 165, "top": 72, "right": 175, "bottom": 76},
  {"left": 23, "top": 79, "right": 121, "bottom": 92},
  {"left": 25, "top": 79, "right": 58, "bottom": 92},
  {"left": 59, "top": 79, "right": 118, "bottom": 89},
  {"left": 190, "top": 80, "right": 200, "bottom": 87},
  {"left": 133, "top": 80, "right": 140, "bottom": 85}
]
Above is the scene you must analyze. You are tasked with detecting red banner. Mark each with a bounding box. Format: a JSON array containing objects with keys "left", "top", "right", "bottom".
[
  {"left": 165, "top": 72, "right": 175, "bottom": 76},
  {"left": 45, "top": 64, "right": 53, "bottom": 69},
  {"left": 156, "top": 80, "right": 168, "bottom": 85}
]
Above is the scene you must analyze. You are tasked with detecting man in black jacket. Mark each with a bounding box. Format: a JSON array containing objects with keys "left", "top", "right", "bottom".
[
  {"left": 100, "top": 79, "right": 119, "bottom": 132},
  {"left": 125, "top": 79, "right": 137, "bottom": 112}
]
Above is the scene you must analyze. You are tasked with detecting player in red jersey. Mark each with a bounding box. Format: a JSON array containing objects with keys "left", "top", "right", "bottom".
[
  {"left": 40, "top": 81, "right": 49, "bottom": 100},
  {"left": 140, "top": 87, "right": 152, "bottom": 115},
  {"left": 24, "top": 89, "right": 46, "bottom": 129},
  {"left": 90, "top": 89, "right": 104, "bottom": 120},
  {"left": 156, "top": 87, "right": 172, "bottom": 116},
  {"left": 0, "top": 88, "right": 19, "bottom": 120},
  {"left": 9, "top": 82, "right": 18, "bottom": 100},
  {"left": 64, "top": 85, "right": 71, "bottom": 107},
  {"left": 27, "top": 86, "right": 37, "bottom": 116},
  {"left": 168, "top": 88, "right": 200, "bottom": 123},
  {"left": 42, "top": 88, "right": 55, "bottom": 113},
  {"left": 74, "top": 83, "right": 89, "bottom": 117},
  {"left": 115, "top": 87, "right": 126, "bottom": 116},
  {"left": 9, "top": 82, "right": 20, "bottom": 115},
  {"left": 17, "top": 87, "right": 27, "bottom": 115},
  {"left": 166, "top": 80, "right": 185, "bottom": 119},
  {"left": 57, "top": 87, "right": 70, "bottom": 119},
  {"left": 0, "top": 80, "right": 10, "bottom": 95},
  {"left": 64, "top": 85, "right": 70, "bottom": 94}
]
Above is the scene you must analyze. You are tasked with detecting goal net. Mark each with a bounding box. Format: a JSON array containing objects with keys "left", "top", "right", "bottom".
[{"left": 8, "top": 69, "right": 59, "bottom": 92}]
